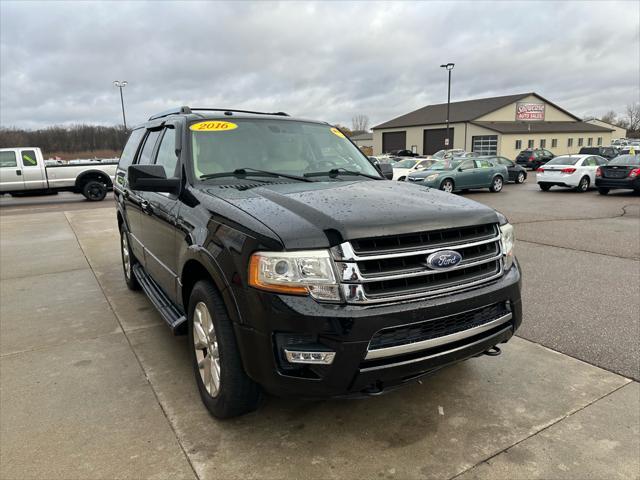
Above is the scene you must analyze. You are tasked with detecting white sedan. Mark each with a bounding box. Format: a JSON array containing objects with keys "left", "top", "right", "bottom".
[
  {"left": 392, "top": 158, "right": 436, "bottom": 181},
  {"left": 537, "top": 154, "right": 608, "bottom": 192}
]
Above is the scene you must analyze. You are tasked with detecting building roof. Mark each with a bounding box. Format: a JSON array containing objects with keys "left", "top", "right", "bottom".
[
  {"left": 586, "top": 118, "right": 625, "bottom": 129},
  {"left": 471, "top": 121, "right": 613, "bottom": 134},
  {"left": 372, "top": 92, "right": 581, "bottom": 130},
  {"left": 350, "top": 132, "right": 373, "bottom": 141}
]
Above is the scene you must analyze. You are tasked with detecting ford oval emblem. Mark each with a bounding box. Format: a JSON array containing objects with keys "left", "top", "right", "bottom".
[{"left": 426, "top": 250, "right": 463, "bottom": 270}]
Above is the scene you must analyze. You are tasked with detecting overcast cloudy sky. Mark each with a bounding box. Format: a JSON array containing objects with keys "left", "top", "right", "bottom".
[{"left": 1, "top": 1, "right": 638, "bottom": 130}]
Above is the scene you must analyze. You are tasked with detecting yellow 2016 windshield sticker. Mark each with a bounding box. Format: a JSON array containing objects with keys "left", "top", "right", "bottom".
[
  {"left": 190, "top": 121, "right": 238, "bottom": 132},
  {"left": 330, "top": 127, "right": 346, "bottom": 138}
]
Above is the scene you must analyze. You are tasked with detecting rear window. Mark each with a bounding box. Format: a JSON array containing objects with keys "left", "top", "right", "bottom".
[
  {"left": 117, "top": 128, "right": 145, "bottom": 171},
  {"left": 545, "top": 156, "right": 580, "bottom": 166},
  {"left": 579, "top": 147, "right": 598, "bottom": 154},
  {"left": 609, "top": 155, "right": 640, "bottom": 166}
]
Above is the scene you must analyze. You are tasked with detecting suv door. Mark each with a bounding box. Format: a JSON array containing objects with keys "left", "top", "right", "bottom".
[
  {"left": 127, "top": 129, "right": 163, "bottom": 262},
  {"left": 0, "top": 150, "right": 24, "bottom": 192},
  {"left": 137, "top": 125, "right": 181, "bottom": 301}
]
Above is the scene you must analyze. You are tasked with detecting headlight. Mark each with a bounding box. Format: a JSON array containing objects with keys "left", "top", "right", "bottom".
[
  {"left": 500, "top": 223, "right": 515, "bottom": 270},
  {"left": 426, "top": 173, "right": 439, "bottom": 181},
  {"left": 249, "top": 250, "right": 340, "bottom": 301}
]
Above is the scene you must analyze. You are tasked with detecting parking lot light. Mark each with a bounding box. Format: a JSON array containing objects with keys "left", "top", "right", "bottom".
[
  {"left": 113, "top": 80, "right": 128, "bottom": 129},
  {"left": 440, "top": 63, "right": 455, "bottom": 148}
]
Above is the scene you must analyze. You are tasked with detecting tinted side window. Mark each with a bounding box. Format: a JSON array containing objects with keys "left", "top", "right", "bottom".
[
  {"left": 118, "top": 128, "right": 145, "bottom": 171},
  {"left": 0, "top": 151, "right": 17, "bottom": 168},
  {"left": 21, "top": 150, "right": 38, "bottom": 166},
  {"left": 154, "top": 128, "right": 179, "bottom": 177},
  {"left": 137, "top": 130, "right": 162, "bottom": 165},
  {"left": 460, "top": 160, "right": 475, "bottom": 170}
]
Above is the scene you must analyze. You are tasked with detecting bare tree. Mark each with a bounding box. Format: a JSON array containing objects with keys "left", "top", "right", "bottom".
[
  {"left": 351, "top": 114, "right": 369, "bottom": 133},
  {"left": 600, "top": 110, "right": 617, "bottom": 125},
  {"left": 625, "top": 103, "right": 640, "bottom": 132}
]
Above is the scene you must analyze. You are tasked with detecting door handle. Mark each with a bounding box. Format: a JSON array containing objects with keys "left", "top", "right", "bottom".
[{"left": 16, "top": 170, "right": 21, "bottom": 176}]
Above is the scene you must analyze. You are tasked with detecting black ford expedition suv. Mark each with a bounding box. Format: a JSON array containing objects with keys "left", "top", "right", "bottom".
[{"left": 114, "top": 107, "right": 522, "bottom": 418}]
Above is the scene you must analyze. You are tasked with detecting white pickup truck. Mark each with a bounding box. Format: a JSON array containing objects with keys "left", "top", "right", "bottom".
[{"left": 0, "top": 147, "right": 117, "bottom": 201}]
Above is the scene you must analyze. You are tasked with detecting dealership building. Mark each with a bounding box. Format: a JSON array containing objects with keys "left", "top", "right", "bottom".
[{"left": 372, "top": 93, "right": 615, "bottom": 159}]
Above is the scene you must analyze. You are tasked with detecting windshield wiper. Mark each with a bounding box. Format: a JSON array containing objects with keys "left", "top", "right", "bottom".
[
  {"left": 303, "top": 168, "right": 382, "bottom": 180},
  {"left": 200, "top": 168, "right": 312, "bottom": 182}
]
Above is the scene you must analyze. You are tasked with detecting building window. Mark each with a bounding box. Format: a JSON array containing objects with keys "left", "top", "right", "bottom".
[
  {"left": 568, "top": 138, "right": 573, "bottom": 147},
  {"left": 515, "top": 140, "right": 522, "bottom": 150},
  {"left": 587, "top": 138, "right": 593, "bottom": 146},
  {"left": 528, "top": 139, "right": 534, "bottom": 148},
  {"left": 551, "top": 139, "right": 558, "bottom": 148},
  {"left": 578, "top": 138, "right": 584, "bottom": 147},
  {"left": 540, "top": 139, "right": 546, "bottom": 148},
  {"left": 597, "top": 137, "right": 602, "bottom": 146},
  {"left": 471, "top": 135, "right": 498, "bottom": 155}
]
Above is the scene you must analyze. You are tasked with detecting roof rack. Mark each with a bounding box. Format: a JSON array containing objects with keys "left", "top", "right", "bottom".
[{"left": 148, "top": 106, "right": 289, "bottom": 121}]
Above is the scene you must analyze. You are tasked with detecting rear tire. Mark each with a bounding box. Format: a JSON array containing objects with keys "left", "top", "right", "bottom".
[
  {"left": 539, "top": 183, "right": 552, "bottom": 191},
  {"left": 439, "top": 179, "right": 454, "bottom": 193},
  {"left": 515, "top": 171, "right": 526, "bottom": 184},
  {"left": 575, "top": 176, "right": 590, "bottom": 193},
  {"left": 120, "top": 227, "right": 141, "bottom": 291},
  {"left": 188, "top": 280, "right": 261, "bottom": 419},
  {"left": 82, "top": 180, "right": 107, "bottom": 201},
  {"left": 489, "top": 176, "right": 504, "bottom": 193},
  {"left": 598, "top": 187, "right": 610, "bottom": 195}
]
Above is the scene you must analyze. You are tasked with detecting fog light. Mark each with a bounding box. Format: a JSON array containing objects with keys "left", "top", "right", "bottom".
[{"left": 284, "top": 349, "right": 336, "bottom": 365}]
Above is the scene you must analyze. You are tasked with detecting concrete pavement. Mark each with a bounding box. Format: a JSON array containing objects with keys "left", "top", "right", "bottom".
[{"left": 1, "top": 183, "right": 639, "bottom": 479}]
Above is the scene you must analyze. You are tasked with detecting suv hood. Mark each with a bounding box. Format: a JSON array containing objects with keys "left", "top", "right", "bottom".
[{"left": 201, "top": 180, "right": 499, "bottom": 249}]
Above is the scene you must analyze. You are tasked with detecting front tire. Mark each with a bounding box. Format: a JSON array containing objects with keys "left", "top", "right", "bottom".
[
  {"left": 576, "top": 176, "right": 590, "bottom": 193},
  {"left": 120, "top": 228, "right": 140, "bottom": 291},
  {"left": 598, "top": 187, "right": 610, "bottom": 195},
  {"left": 539, "top": 183, "right": 552, "bottom": 191},
  {"left": 189, "top": 280, "right": 261, "bottom": 419},
  {"left": 439, "top": 179, "right": 454, "bottom": 193},
  {"left": 489, "top": 176, "right": 504, "bottom": 193}
]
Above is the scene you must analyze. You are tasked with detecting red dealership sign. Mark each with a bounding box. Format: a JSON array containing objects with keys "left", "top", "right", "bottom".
[{"left": 516, "top": 102, "right": 545, "bottom": 121}]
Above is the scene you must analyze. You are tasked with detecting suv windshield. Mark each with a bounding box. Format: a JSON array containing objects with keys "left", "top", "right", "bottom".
[
  {"left": 428, "top": 160, "right": 462, "bottom": 171},
  {"left": 544, "top": 156, "right": 580, "bottom": 166},
  {"left": 609, "top": 154, "right": 640, "bottom": 165},
  {"left": 190, "top": 119, "right": 379, "bottom": 180}
]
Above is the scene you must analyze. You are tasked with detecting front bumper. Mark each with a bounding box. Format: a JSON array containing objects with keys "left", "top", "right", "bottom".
[
  {"left": 595, "top": 177, "right": 639, "bottom": 190},
  {"left": 234, "top": 260, "right": 522, "bottom": 397}
]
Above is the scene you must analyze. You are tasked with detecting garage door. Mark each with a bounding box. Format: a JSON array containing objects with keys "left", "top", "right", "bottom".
[
  {"left": 423, "top": 129, "right": 454, "bottom": 155},
  {"left": 382, "top": 131, "right": 406, "bottom": 153},
  {"left": 472, "top": 135, "right": 498, "bottom": 155}
]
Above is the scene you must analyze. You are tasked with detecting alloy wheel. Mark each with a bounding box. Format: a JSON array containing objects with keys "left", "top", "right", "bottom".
[
  {"left": 441, "top": 180, "right": 453, "bottom": 193},
  {"left": 193, "top": 301, "right": 221, "bottom": 397},
  {"left": 121, "top": 232, "right": 131, "bottom": 279},
  {"left": 580, "top": 177, "right": 589, "bottom": 191},
  {"left": 517, "top": 172, "right": 525, "bottom": 183},
  {"left": 493, "top": 177, "right": 503, "bottom": 191}
]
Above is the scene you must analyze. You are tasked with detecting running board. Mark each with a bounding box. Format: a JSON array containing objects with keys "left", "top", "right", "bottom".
[{"left": 132, "top": 264, "right": 186, "bottom": 334}]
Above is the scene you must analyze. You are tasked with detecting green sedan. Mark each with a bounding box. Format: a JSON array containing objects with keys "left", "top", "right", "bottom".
[{"left": 406, "top": 158, "right": 508, "bottom": 193}]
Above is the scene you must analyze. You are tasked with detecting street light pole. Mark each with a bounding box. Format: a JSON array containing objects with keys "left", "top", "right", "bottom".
[
  {"left": 113, "top": 80, "right": 128, "bottom": 130},
  {"left": 439, "top": 63, "right": 455, "bottom": 149}
]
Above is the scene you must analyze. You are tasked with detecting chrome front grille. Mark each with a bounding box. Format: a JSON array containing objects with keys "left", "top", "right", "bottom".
[{"left": 332, "top": 223, "right": 504, "bottom": 304}]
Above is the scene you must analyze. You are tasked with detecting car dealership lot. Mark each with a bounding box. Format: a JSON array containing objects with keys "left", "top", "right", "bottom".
[{"left": 1, "top": 181, "right": 638, "bottom": 479}]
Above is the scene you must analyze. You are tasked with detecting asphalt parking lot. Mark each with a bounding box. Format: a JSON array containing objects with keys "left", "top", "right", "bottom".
[{"left": 1, "top": 180, "right": 638, "bottom": 479}]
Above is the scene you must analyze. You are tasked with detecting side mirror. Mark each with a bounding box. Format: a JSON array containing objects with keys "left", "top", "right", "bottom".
[
  {"left": 377, "top": 162, "right": 394, "bottom": 180},
  {"left": 128, "top": 164, "right": 180, "bottom": 193}
]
